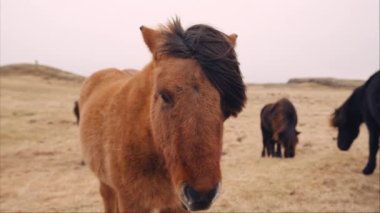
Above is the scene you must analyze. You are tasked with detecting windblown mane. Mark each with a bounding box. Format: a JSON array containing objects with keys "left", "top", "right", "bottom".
[{"left": 157, "top": 18, "right": 246, "bottom": 118}]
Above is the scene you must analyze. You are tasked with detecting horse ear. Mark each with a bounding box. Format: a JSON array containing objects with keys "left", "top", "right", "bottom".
[
  {"left": 140, "top": 26, "right": 161, "bottom": 54},
  {"left": 227, "top": 33, "right": 238, "bottom": 47}
]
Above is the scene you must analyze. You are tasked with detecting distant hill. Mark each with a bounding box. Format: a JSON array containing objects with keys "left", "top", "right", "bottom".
[
  {"left": 0, "top": 63, "right": 85, "bottom": 83},
  {"left": 287, "top": 77, "right": 364, "bottom": 88}
]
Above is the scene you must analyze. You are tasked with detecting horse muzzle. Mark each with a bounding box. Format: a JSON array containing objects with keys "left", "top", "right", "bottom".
[
  {"left": 338, "top": 142, "right": 350, "bottom": 151},
  {"left": 337, "top": 138, "right": 352, "bottom": 151},
  {"left": 179, "top": 182, "right": 220, "bottom": 211}
]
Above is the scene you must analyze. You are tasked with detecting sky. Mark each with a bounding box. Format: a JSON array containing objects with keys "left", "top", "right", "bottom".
[{"left": 0, "top": 0, "right": 379, "bottom": 83}]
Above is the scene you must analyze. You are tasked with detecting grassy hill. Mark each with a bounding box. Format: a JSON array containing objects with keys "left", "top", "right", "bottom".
[
  {"left": 0, "top": 63, "right": 85, "bottom": 83},
  {"left": 287, "top": 77, "right": 364, "bottom": 88}
]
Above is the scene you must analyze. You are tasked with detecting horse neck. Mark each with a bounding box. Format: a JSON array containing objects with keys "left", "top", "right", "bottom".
[
  {"left": 117, "top": 61, "right": 155, "bottom": 138},
  {"left": 344, "top": 86, "right": 365, "bottom": 124},
  {"left": 131, "top": 62, "right": 154, "bottom": 89}
]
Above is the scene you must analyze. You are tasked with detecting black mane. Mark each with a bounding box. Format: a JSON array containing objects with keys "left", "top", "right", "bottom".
[{"left": 157, "top": 18, "right": 246, "bottom": 118}]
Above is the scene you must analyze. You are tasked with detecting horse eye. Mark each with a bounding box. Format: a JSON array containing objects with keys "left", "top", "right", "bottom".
[{"left": 159, "top": 91, "right": 172, "bottom": 104}]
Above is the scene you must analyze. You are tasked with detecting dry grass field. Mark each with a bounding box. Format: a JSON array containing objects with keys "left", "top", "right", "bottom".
[{"left": 0, "top": 65, "right": 379, "bottom": 212}]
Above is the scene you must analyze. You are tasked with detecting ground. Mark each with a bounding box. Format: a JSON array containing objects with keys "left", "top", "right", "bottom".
[{"left": 0, "top": 69, "right": 379, "bottom": 212}]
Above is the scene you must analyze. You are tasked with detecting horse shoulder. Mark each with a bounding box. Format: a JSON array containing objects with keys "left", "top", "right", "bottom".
[
  {"left": 260, "top": 104, "right": 274, "bottom": 130},
  {"left": 97, "top": 69, "right": 160, "bottom": 185},
  {"left": 364, "top": 71, "right": 380, "bottom": 128},
  {"left": 80, "top": 68, "right": 131, "bottom": 104},
  {"left": 260, "top": 104, "right": 274, "bottom": 119},
  {"left": 79, "top": 68, "right": 135, "bottom": 182}
]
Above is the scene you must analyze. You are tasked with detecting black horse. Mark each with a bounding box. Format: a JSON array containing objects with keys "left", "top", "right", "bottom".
[{"left": 331, "top": 70, "right": 380, "bottom": 175}]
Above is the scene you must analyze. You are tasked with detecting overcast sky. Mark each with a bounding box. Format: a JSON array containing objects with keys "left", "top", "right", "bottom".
[{"left": 1, "top": 0, "right": 379, "bottom": 83}]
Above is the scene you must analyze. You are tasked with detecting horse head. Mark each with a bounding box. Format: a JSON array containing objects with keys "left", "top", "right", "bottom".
[
  {"left": 331, "top": 107, "right": 361, "bottom": 151},
  {"left": 140, "top": 18, "right": 246, "bottom": 211},
  {"left": 281, "top": 129, "right": 300, "bottom": 158}
]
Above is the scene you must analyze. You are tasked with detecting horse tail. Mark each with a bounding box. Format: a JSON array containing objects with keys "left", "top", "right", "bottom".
[
  {"left": 74, "top": 100, "right": 85, "bottom": 166},
  {"left": 73, "top": 100, "right": 80, "bottom": 125}
]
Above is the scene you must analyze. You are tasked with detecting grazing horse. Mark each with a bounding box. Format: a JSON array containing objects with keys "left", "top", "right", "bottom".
[
  {"left": 331, "top": 70, "right": 380, "bottom": 175},
  {"left": 260, "top": 98, "right": 300, "bottom": 158},
  {"left": 78, "top": 18, "right": 246, "bottom": 212}
]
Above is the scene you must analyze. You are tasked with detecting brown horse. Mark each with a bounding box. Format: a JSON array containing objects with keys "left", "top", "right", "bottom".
[
  {"left": 260, "top": 98, "right": 300, "bottom": 158},
  {"left": 79, "top": 18, "right": 246, "bottom": 212}
]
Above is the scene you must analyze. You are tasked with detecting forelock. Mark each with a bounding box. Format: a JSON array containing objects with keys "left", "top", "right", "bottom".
[{"left": 157, "top": 18, "right": 246, "bottom": 118}]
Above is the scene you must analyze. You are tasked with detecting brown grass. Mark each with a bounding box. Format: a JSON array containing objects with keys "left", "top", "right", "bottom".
[
  {"left": 0, "top": 63, "right": 85, "bottom": 83},
  {"left": 0, "top": 66, "right": 379, "bottom": 212}
]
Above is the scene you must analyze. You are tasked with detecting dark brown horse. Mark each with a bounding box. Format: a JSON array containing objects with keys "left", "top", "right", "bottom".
[
  {"left": 260, "top": 98, "right": 300, "bottom": 158},
  {"left": 78, "top": 18, "right": 246, "bottom": 212},
  {"left": 331, "top": 70, "right": 380, "bottom": 175},
  {"left": 73, "top": 101, "right": 79, "bottom": 124}
]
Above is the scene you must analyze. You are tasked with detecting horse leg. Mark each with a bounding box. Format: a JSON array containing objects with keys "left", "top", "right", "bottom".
[
  {"left": 268, "top": 139, "right": 276, "bottom": 157},
  {"left": 261, "top": 124, "right": 269, "bottom": 157},
  {"left": 262, "top": 135, "right": 268, "bottom": 157},
  {"left": 262, "top": 136, "right": 271, "bottom": 157},
  {"left": 261, "top": 143, "right": 266, "bottom": 157},
  {"left": 362, "top": 124, "right": 379, "bottom": 175},
  {"left": 266, "top": 143, "right": 271, "bottom": 157},
  {"left": 275, "top": 142, "right": 282, "bottom": 158},
  {"left": 99, "top": 182, "right": 118, "bottom": 213}
]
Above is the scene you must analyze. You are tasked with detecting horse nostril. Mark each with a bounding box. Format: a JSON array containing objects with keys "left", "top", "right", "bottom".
[
  {"left": 184, "top": 184, "right": 197, "bottom": 201},
  {"left": 183, "top": 184, "right": 219, "bottom": 211}
]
